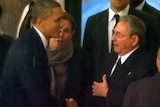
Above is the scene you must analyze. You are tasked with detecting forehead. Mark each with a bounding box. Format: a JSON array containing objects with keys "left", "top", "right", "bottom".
[
  {"left": 62, "top": 20, "right": 71, "bottom": 26},
  {"left": 50, "top": 7, "right": 64, "bottom": 18},
  {"left": 115, "top": 21, "right": 130, "bottom": 32}
]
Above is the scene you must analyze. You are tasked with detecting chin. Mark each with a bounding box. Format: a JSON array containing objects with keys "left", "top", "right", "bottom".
[{"left": 114, "top": 49, "right": 119, "bottom": 53}]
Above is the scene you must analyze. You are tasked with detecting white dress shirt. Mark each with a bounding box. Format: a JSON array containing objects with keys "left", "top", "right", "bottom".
[{"left": 33, "top": 26, "right": 48, "bottom": 49}]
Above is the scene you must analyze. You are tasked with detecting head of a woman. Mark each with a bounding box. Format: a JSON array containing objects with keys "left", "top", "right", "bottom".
[{"left": 49, "top": 12, "right": 75, "bottom": 50}]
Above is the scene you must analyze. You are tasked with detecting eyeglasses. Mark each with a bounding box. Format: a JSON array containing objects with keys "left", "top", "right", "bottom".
[{"left": 112, "top": 30, "right": 131, "bottom": 39}]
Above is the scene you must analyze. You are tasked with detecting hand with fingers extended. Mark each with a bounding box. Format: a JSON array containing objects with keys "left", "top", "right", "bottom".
[
  {"left": 65, "top": 98, "right": 79, "bottom": 107},
  {"left": 92, "top": 74, "right": 109, "bottom": 97}
]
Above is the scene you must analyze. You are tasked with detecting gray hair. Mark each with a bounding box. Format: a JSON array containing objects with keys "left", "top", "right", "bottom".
[
  {"left": 119, "top": 15, "right": 146, "bottom": 45},
  {"left": 31, "top": 0, "right": 61, "bottom": 24}
]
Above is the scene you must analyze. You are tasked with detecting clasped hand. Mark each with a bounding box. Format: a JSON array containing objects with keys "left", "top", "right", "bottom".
[{"left": 92, "top": 74, "right": 109, "bottom": 97}]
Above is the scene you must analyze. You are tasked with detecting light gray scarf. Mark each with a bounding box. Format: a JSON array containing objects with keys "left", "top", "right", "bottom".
[
  {"left": 47, "top": 40, "right": 74, "bottom": 97},
  {"left": 47, "top": 40, "right": 74, "bottom": 65}
]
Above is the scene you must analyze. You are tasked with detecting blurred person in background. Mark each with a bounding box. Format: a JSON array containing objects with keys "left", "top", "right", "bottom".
[
  {"left": 47, "top": 12, "right": 89, "bottom": 107},
  {"left": 130, "top": 0, "right": 160, "bottom": 23},
  {"left": 16, "top": 0, "right": 39, "bottom": 38},
  {"left": 123, "top": 47, "right": 160, "bottom": 107}
]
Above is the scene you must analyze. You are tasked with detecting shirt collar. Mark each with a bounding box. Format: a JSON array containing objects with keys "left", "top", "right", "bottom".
[
  {"left": 109, "top": 5, "right": 129, "bottom": 22},
  {"left": 119, "top": 47, "right": 139, "bottom": 64},
  {"left": 33, "top": 26, "right": 48, "bottom": 48},
  {"left": 135, "top": 0, "right": 145, "bottom": 11}
]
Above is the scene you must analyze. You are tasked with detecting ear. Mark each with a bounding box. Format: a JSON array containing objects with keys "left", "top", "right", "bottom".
[
  {"left": 35, "top": 18, "right": 45, "bottom": 32},
  {"left": 36, "top": 18, "right": 44, "bottom": 26},
  {"left": 131, "top": 35, "right": 139, "bottom": 46}
]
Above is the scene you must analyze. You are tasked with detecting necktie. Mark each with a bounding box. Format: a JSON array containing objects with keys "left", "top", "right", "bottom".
[
  {"left": 114, "top": 14, "right": 120, "bottom": 28},
  {"left": 110, "top": 57, "right": 121, "bottom": 76},
  {"left": 19, "top": 2, "right": 34, "bottom": 36}
]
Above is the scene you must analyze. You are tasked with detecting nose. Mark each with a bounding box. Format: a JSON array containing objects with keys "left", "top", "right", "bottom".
[
  {"left": 59, "top": 20, "right": 65, "bottom": 38},
  {"left": 59, "top": 29, "right": 63, "bottom": 37},
  {"left": 59, "top": 28, "right": 64, "bottom": 38}
]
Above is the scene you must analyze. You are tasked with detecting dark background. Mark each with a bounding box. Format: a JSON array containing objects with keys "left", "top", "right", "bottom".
[{"left": 0, "top": 0, "right": 31, "bottom": 38}]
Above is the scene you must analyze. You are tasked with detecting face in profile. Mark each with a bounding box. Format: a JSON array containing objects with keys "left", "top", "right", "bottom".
[
  {"left": 40, "top": 7, "right": 64, "bottom": 39},
  {"left": 112, "top": 21, "right": 138, "bottom": 56},
  {"left": 49, "top": 18, "right": 74, "bottom": 50}
]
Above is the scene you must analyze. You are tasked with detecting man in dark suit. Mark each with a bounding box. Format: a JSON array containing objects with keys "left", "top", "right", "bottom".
[
  {"left": 0, "top": 1, "right": 64, "bottom": 107},
  {"left": 83, "top": 0, "right": 160, "bottom": 81},
  {"left": 130, "top": 0, "right": 160, "bottom": 23},
  {"left": 123, "top": 47, "right": 160, "bottom": 107},
  {"left": 91, "top": 15, "right": 157, "bottom": 107},
  {"left": 16, "top": 0, "right": 34, "bottom": 38}
]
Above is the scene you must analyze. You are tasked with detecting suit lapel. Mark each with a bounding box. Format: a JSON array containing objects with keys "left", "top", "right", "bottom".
[
  {"left": 108, "top": 47, "right": 143, "bottom": 79},
  {"left": 31, "top": 28, "right": 51, "bottom": 89},
  {"left": 32, "top": 28, "right": 48, "bottom": 68},
  {"left": 117, "top": 47, "right": 143, "bottom": 77},
  {"left": 142, "top": 2, "right": 150, "bottom": 12},
  {"left": 104, "top": 53, "right": 118, "bottom": 77}
]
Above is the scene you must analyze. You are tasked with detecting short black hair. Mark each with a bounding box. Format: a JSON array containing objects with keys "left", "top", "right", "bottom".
[{"left": 0, "top": 4, "right": 2, "bottom": 18}]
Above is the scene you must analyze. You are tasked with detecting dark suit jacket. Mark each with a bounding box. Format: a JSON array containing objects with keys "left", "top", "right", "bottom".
[
  {"left": 0, "top": 34, "right": 14, "bottom": 77},
  {"left": 90, "top": 47, "right": 157, "bottom": 107},
  {"left": 142, "top": 2, "right": 160, "bottom": 23},
  {"left": 1, "top": 28, "right": 52, "bottom": 107},
  {"left": 123, "top": 72, "right": 160, "bottom": 107},
  {"left": 83, "top": 7, "right": 160, "bottom": 84}
]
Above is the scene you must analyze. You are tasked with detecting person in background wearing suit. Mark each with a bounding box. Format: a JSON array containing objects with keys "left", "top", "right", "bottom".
[
  {"left": 16, "top": 0, "right": 39, "bottom": 38},
  {"left": 123, "top": 47, "right": 160, "bottom": 107},
  {"left": 0, "top": 4, "right": 14, "bottom": 78},
  {"left": 0, "top": 1, "right": 64, "bottom": 107},
  {"left": 130, "top": 0, "right": 160, "bottom": 23},
  {"left": 47, "top": 12, "right": 88, "bottom": 107},
  {"left": 90, "top": 15, "right": 157, "bottom": 107},
  {"left": 83, "top": 0, "right": 160, "bottom": 83}
]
